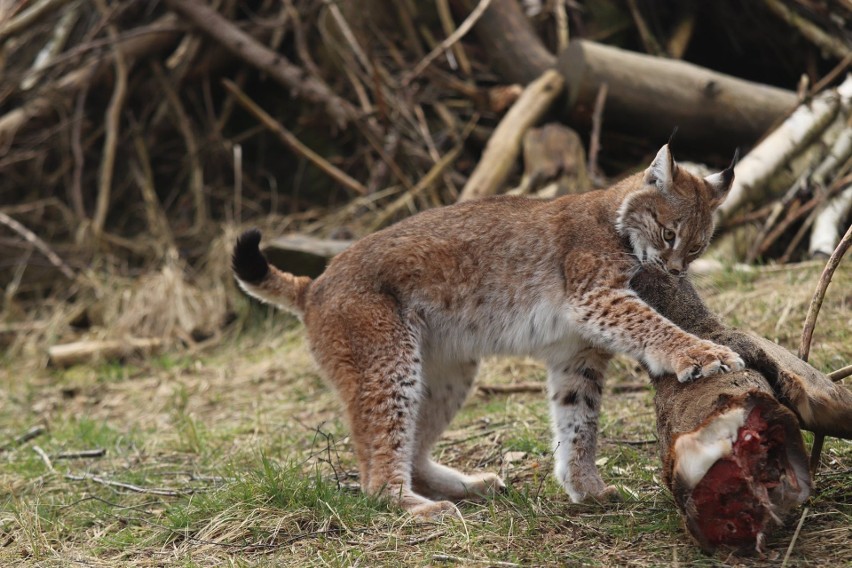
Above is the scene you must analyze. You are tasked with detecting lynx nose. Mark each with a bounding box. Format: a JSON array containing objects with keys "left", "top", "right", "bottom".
[{"left": 667, "top": 258, "right": 685, "bottom": 275}]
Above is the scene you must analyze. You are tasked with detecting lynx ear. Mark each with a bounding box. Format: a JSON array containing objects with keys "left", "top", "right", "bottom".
[
  {"left": 645, "top": 144, "right": 676, "bottom": 195},
  {"left": 704, "top": 148, "right": 739, "bottom": 204}
]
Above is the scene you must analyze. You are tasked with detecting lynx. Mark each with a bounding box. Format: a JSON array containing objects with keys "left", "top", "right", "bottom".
[{"left": 232, "top": 143, "right": 744, "bottom": 518}]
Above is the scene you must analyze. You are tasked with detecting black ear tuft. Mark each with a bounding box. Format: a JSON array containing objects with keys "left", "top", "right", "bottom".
[
  {"left": 722, "top": 147, "right": 740, "bottom": 186},
  {"left": 667, "top": 126, "right": 679, "bottom": 152},
  {"left": 232, "top": 228, "right": 269, "bottom": 284}
]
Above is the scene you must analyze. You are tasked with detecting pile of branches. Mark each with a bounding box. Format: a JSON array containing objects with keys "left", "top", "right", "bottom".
[{"left": 1, "top": 0, "right": 851, "bottom": 299}]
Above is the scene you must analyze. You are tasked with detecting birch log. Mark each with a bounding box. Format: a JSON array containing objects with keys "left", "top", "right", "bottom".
[
  {"left": 718, "top": 75, "right": 852, "bottom": 222},
  {"left": 810, "top": 185, "right": 852, "bottom": 257}
]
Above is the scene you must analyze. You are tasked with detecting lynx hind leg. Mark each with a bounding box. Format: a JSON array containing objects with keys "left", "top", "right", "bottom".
[
  {"left": 547, "top": 348, "right": 620, "bottom": 503},
  {"left": 412, "top": 357, "right": 505, "bottom": 500},
  {"left": 309, "top": 296, "right": 459, "bottom": 520}
]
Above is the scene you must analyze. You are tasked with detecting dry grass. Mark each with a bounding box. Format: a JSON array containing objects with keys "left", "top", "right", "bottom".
[{"left": 1, "top": 261, "right": 850, "bottom": 566}]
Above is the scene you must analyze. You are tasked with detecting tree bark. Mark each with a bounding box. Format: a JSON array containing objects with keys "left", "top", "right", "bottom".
[{"left": 558, "top": 40, "right": 799, "bottom": 150}]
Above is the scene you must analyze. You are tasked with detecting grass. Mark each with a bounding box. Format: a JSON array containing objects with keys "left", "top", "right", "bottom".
[{"left": 1, "top": 263, "right": 851, "bottom": 566}]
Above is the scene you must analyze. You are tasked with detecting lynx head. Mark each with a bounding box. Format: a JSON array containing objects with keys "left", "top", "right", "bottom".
[{"left": 616, "top": 144, "right": 737, "bottom": 276}]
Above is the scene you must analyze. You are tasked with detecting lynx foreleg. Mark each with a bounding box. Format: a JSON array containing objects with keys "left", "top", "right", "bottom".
[
  {"left": 546, "top": 348, "right": 619, "bottom": 503},
  {"left": 574, "top": 288, "right": 744, "bottom": 382}
]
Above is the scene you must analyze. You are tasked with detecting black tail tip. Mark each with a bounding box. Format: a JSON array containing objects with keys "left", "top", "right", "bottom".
[{"left": 232, "top": 228, "right": 269, "bottom": 284}]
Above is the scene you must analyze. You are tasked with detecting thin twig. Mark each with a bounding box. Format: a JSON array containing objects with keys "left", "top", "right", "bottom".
[
  {"left": 781, "top": 506, "right": 809, "bottom": 568},
  {"left": 478, "top": 382, "right": 544, "bottom": 395},
  {"left": 626, "top": 0, "right": 664, "bottom": 56},
  {"left": 587, "top": 82, "right": 608, "bottom": 185},
  {"left": 64, "top": 472, "right": 185, "bottom": 496},
  {"left": 54, "top": 448, "right": 106, "bottom": 460},
  {"left": 33, "top": 445, "right": 56, "bottom": 473},
  {"left": 436, "top": 0, "right": 472, "bottom": 75},
  {"left": 0, "top": 426, "right": 46, "bottom": 452},
  {"left": 367, "top": 144, "right": 465, "bottom": 231},
  {"left": 223, "top": 79, "right": 368, "bottom": 196},
  {"left": 403, "top": 0, "right": 492, "bottom": 86},
  {"left": 92, "top": 0, "right": 129, "bottom": 238},
  {"left": 433, "top": 553, "right": 519, "bottom": 567},
  {"left": 0, "top": 211, "right": 77, "bottom": 281},
  {"left": 151, "top": 63, "right": 207, "bottom": 232},
  {"left": 799, "top": 222, "right": 852, "bottom": 473}
]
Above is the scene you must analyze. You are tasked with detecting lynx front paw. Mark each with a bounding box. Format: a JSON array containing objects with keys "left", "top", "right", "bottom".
[{"left": 674, "top": 341, "right": 744, "bottom": 383}]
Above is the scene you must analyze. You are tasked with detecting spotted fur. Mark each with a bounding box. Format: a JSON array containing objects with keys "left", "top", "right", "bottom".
[{"left": 233, "top": 144, "right": 744, "bottom": 518}]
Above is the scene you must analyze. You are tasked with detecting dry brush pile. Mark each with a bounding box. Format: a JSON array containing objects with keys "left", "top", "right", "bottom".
[{"left": 0, "top": 1, "right": 850, "bottom": 362}]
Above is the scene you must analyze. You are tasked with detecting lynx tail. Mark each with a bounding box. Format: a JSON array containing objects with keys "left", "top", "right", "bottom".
[{"left": 232, "top": 229, "right": 312, "bottom": 316}]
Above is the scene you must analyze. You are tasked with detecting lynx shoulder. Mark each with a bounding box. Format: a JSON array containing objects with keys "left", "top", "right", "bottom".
[{"left": 233, "top": 143, "right": 744, "bottom": 518}]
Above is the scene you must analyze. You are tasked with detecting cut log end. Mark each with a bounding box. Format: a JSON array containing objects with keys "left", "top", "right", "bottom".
[{"left": 672, "top": 399, "right": 810, "bottom": 553}]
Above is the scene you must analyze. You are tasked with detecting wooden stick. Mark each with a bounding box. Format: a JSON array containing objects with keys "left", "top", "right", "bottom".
[
  {"left": 222, "top": 79, "right": 368, "bottom": 197},
  {"left": 0, "top": 426, "right": 46, "bottom": 452},
  {"left": 65, "top": 472, "right": 183, "bottom": 496},
  {"left": 477, "top": 382, "right": 544, "bottom": 395},
  {"left": 799, "top": 222, "right": 852, "bottom": 473},
  {"left": 403, "top": 0, "right": 492, "bottom": 85},
  {"left": 717, "top": 76, "right": 851, "bottom": 221},
  {"left": 54, "top": 449, "right": 106, "bottom": 460},
  {"left": 33, "top": 446, "right": 56, "bottom": 474},
  {"left": 781, "top": 506, "right": 809, "bottom": 568},
  {"left": 48, "top": 338, "right": 165, "bottom": 368},
  {"left": 458, "top": 69, "right": 564, "bottom": 202}
]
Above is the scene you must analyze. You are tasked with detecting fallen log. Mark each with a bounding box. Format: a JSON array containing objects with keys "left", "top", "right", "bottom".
[
  {"left": 632, "top": 267, "right": 852, "bottom": 553},
  {"left": 557, "top": 39, "right": 798, "bottom": 151}
]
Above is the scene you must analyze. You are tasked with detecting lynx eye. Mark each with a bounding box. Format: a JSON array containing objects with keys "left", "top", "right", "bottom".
[
  {"left": 661, "top": 227, "right": 676, "bottom": 244},
  {"left": 689, "top": 244, "right": 703, "bottom": 255}
]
